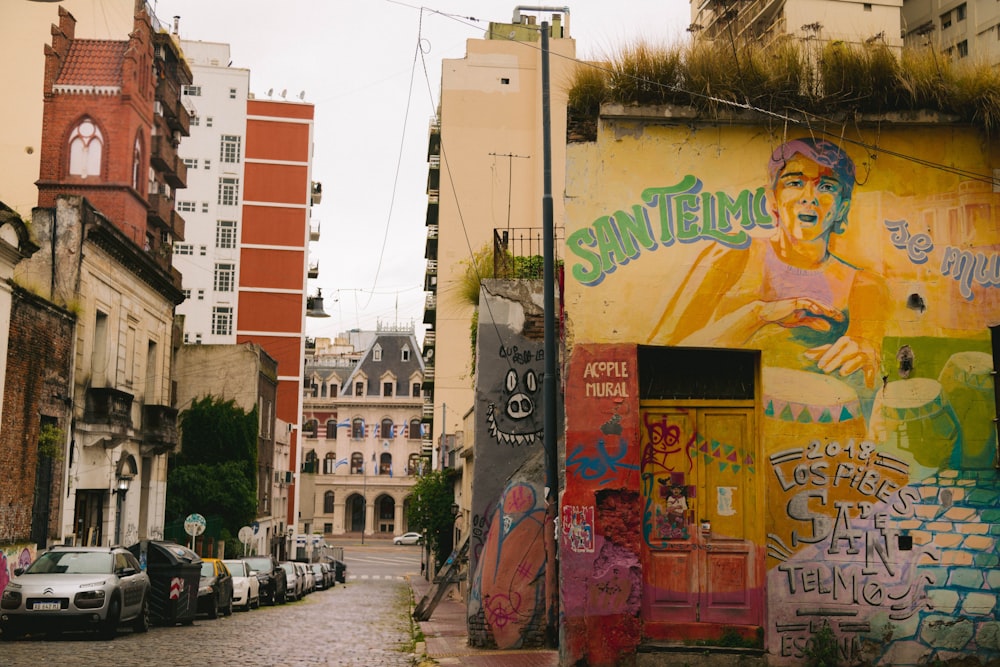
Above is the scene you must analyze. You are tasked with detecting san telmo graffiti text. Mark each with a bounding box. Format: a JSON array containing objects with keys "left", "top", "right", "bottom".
[{"left": 567, "top": 175, "right": 773, "bottom": 286}]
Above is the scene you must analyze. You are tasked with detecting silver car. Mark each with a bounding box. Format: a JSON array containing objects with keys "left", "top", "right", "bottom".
[{"left": 0, "top": 546, "right": 150, "bottom": 640}]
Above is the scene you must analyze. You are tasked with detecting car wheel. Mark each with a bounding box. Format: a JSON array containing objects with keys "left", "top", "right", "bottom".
[
  {"left": 100, "top": 596, "right": 121, "bottom": 640},
  {"left": 277, "top": 585, "right": 287, "bottom": 604},
  {"left": 207, "top": 593, "right": 219, "bottom": 619},
  {"left": 223, "top": 594, "right": 233, "bottom": 617},
  {"left": 132, "top": 596, "right": 150, "bottom": 633}
]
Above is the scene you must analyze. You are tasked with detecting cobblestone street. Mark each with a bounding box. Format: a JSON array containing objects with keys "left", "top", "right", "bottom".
[{"left": 2, "top": 577, "right": 416, "bottom": 667}]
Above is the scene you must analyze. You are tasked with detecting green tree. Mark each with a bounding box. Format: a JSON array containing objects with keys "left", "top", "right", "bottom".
[
  {"left": 168, "top": 396, "right": 258, "bottom": 542},
  {"left": 406, "top": 468, "right": 458, "bottom": 568}
]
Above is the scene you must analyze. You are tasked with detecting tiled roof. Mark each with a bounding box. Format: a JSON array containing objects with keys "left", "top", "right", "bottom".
[{"left": 56, "top": 39, "right": 127, "bottom": 88}]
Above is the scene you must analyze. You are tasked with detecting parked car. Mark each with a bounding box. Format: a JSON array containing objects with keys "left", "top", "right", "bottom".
[
  {"left": 279, "top": 562, "right": 303, "bottom": 601},
  {"left": 311, "top": 562, "right": 332, "bottom": 590},
  {"left": 296, "top": 562, "right": 314, "bottom": 596},
  {"left": 222, "top": 559, "right": 259, "bottom": 611},
  {"left": 197, "top": 558, "right": 233, "bottom": 619},
  {"left": 0, "top": 545, "right": 150, "bottom": 640},
  {"left": 243, "top": 555, "right": 287, "bottom": 606},
  {"left": 393, "top": 532, "right": 423, "bottom": 545}
]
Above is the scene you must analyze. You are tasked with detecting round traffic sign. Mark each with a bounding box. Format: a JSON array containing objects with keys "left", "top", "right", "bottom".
[
  {"left": 184, "top": 513, "right": 206, "bottom": 537},
  {"left": 238, "top": 526, "right": 254, "bottom": 544}
]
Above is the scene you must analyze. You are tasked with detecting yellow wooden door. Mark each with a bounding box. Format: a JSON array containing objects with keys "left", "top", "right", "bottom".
[{"left": 639, "top": 404, "right": 763, "bottom": 638}]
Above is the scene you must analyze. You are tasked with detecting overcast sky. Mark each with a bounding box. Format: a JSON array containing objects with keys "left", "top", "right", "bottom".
[{"left": 147, "top": 0, "right": 690, "bottom": 343}]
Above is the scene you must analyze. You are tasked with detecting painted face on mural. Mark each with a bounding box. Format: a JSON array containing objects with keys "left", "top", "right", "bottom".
[{"left": 769, "top": 154, "right": 850, "bottom": 243}]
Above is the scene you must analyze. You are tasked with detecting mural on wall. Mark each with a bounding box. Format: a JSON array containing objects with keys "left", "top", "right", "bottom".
[
  {"left": 562, "top": 127, "right": 999, "bottom": 666},
  {"left": 468, "top": 478, "right": 547, "bottom": 649},
  {"left": 0, "top": 545, "right": 35, "bottom": 594},
  {"left": 486, "top": 349, "right": 545, "bottom": 447}
]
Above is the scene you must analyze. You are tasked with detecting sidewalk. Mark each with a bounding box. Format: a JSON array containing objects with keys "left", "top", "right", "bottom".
[{"left": 409, "top": 576, "right": 559, "bottom": 667}]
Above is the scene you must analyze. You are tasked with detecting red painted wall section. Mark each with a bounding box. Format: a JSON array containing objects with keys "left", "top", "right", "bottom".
[
  {"left": 239, "top": 248, "right": 305, "bottom": 290},
  {"left": 562, "top": 343, "right": 642, "bottom": 666},
  {"left": 237, "top": 292, "right": 304, "bottom": 333},
  {"left": 244, "top": 163, "right": 308, "bottom": 205},
  {"left": 241, "top": 206, "right": 307, "bottom": 246},
  {"left": 245, "top": 118, "right": 311, "bottom": 162}
]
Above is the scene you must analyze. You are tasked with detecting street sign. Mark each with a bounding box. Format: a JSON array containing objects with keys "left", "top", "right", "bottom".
[
  {"left": 252, "top": 521, "right": 260, "bottom": 535},
  {"left": 184, "top": 513, "right": 206, "bottom": 537},
  {"left": 238, "top": 526, "right": 254, "bottom": 544}
]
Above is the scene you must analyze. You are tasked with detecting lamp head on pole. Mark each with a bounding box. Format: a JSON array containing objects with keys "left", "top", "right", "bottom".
[{"left": 306, "top": 289, "right": 330, "bottom": 318}]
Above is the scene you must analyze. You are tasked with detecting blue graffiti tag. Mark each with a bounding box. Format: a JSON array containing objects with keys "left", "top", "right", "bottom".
[{"left": 566, "top": 437, "right": 639, "bottom": 486}]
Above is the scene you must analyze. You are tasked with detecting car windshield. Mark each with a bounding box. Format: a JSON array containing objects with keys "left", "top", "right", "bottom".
[
  {"left": 200, "top": 562, "right": 215, "bottom": 577},
  {"left": 224, "top": 561, "right": 246, "bottom": 576},
  {"left": 280, "top": 563, "right": 294, "bottom": 575},
  {"left": 26, "top": 551, "right": 113, "bottom": 575},
  {"left": 245, "top": 557, "right": 269, "bottom": 571}
]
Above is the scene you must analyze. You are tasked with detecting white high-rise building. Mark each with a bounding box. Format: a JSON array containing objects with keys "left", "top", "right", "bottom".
[{"left": 173, "top": 40, "right": 250, "bottom": 344}]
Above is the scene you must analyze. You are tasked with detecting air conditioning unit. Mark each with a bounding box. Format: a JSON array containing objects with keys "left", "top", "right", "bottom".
[{"left": 284, "top": 471, "right": 294, "bottom": 484}]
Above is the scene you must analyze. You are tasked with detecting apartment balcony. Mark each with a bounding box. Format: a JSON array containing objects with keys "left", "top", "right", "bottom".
[
  {"left": 425, "top": 224, "right": 438, "bottom": 259},
  {"left": 428, "top": 154, "right": 440, "bottom": 170},
  {"left": 421, "top": 435, "right": 434, "bottom": 456},
  {"left": 142, "top": 404, "right": 179, "bottom": 456},
  {"left": 424, "top": 259, "right": 438, "bottom": 292},
  {"left": 426, "top": 168, "right": 440, "bottom": 196},
  {"left": 308, "top": 261, "right": 319, "bottom": 279},
  {"left": 151, "top": 135, "right": 187, "bottom": 189},
  {"left": 79, "top": 387, "right": 133, "bottom": 448},
  {"left": 423, "top": 293, "right": 436, "bottom": 324},
  {"left": 310, "top": 221, "right": 321, "bottom": 242},
  {"left": 155, "top": 77, "right": 191, "bottom": 137},
  {"left": 426, "top": 196, "right": 438, "bottom": 226},
  {"left": 427, "top": 116, "right": 440, "bottom": 159},
  {"left": 422, "top": 401, "right": 434, "bottom": 420}
]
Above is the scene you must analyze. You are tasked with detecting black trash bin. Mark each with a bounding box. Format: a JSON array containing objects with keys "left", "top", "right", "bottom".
[{"left": 128, "top": 541, "right": 201, "bottom": 626}]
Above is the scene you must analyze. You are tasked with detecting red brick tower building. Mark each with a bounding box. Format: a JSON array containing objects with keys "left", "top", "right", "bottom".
[{"left": 36, "top": 5, "right": 189, "bottom": 268}]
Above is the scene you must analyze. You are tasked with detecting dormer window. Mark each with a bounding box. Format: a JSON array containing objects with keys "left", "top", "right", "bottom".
[
  {"left": 401, "top": 346, "right": 410, "bottom": 362},
  {"left": 373, "top": 344, "right": 382, "bottom": 362},
  {"left": 69, "top": 118, "right": 103, "bottom": 179}
]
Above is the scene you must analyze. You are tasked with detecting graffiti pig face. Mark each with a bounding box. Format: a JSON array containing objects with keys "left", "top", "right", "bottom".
[{"left": 487, "top": 368, "right": 543, "bottom": 446}]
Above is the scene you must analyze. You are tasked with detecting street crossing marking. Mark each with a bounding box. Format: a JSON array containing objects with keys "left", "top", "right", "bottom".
[{"left": 347, "top": 574, "right": 406, "bottom": 580}]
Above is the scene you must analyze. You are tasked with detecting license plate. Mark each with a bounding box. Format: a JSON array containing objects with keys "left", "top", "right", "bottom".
[{"left": 32, "top": 601, "right": 60, "bottom": 611}]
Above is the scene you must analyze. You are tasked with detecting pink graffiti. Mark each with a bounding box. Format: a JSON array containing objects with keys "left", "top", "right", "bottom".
[
  {"left": 484, "top": 592, "right": 522, "bottom": 629},
  {"left": 642, "top": 411, "right": 696, "bottom": 472},
  {"left": 504, "top": 483, "right": 535, "bottom": 514}
]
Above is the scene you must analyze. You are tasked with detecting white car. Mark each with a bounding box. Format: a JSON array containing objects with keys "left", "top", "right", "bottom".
[
  {"left": 223, "top": 559, "right": 260, "bottom": 611},
  {"left": 393, "top": 532, "right": 423, "bottom": 545}
]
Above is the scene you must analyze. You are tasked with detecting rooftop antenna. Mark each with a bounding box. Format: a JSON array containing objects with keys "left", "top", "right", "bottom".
[
  {"left": 267, "top": 88, "right": 273, "bottom": 98},
  {"left": 298, "top": 90, "right": 306, "bottom": 100},
  {"left": 280, "top": 89, "right": 287, "bottom": 99}
]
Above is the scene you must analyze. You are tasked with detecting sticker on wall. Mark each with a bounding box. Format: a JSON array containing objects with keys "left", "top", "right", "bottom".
[
  {"left": 563, "top": 505, "right": 595, "bottom": 553},
  {"left": 716, "top": 486, "right": 736, "bottom": 516}
]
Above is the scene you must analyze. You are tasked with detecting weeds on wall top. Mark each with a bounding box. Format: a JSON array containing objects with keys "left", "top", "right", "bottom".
[{"left": 566, "top": 40, "right": 1000, "bottom": 139}]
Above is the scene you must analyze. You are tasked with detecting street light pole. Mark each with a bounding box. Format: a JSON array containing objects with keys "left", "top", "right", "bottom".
[{"left": 361, "top": 461, "right": 367, "bottom": 545}]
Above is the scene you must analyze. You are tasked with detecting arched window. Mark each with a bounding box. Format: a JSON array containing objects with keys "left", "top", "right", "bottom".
[
  {"left": 304, "top": 419, "right": 318, "bottom": 438},
  {"left": 408, "top": 419, "right": 422, "bottom": 440},
  {"left": 381, "top": 418, "right": 394, "bottom": 439},
  {"left": 132, "top": 135, "right": 142, "bottom": 190},
  {"left": 350, "top": 452, "right": 363, "bottom": 474},
  {"left": 351, "top": 418, "right": 364, "bottom": 439},
  {"left": 407, "top": 453, "right": 422, "bottom": 476},
  {"left": 68, "top": 118, "right": 103, "bottom": 178},
  {"left": 379, "top": 452, "right": 392, "bottom": 476},
  {"left": 323, "top": 491, "right": 335, "bottom": 513},
  {"left": 326, "top": 419, "right": 337, "bottom": 439},
  {"left": 323, "top": 452, "right": 336, "bottom": 474}
]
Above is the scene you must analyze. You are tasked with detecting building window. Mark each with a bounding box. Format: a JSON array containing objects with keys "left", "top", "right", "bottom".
[
  {"left": 401, "top": 346, "right": 410, "bottom": 361},
  {"left": 957, "top": 39, "right": 968, "bottom": 57},
  {"left": 206, "top": 117, "right": 214, "bottom": 127},
  {"left": 183, "top": 85, "right": 202, "bottom": 96},
  {"left": 183, "top": 332, "right": 190, "bottom": 343},
  {"left": 204, "top": 159, "right": 212, "bottom": 170},
  {"left": 199, "top": 245, "right": 208, "bottom": 256},
  {"left": 196, "top": 289, "right": 205, "bottom": 300},
  {"left": 182, "top": 289, "right": 191, "bottom": 300},
  {"left": 381, "top": 418, "right": 394, "bottom": 439},
  {"left": 183, "top": 158, "right": 198, "bottom": 169},
  {"left": 132, "top": 136, "right": 142, "bottom": 190},
  {"left": 351, "top": 418, "right": 364, "bottom": 440},
  {"left": 177, "top": 201, "right": 196, "bottom": 212},
  {"left": 956, "top": 3, "right": 966, "bottom": 21},
  {"left": 355, "top": 381, "right": 364, "bottom": 396},
  {"left": 408, "top": 453, "right": 422, "bottom": 476},
  {"left": 218, "top": 177, "right": 239, "bottom": 206},
  {"left": 383, "top": 382, "right": 393, "bottom": 397},
  {"left": 304, "top": 420, "right": 318, "bottom": 437},
  {"left": 174, "top": 243, "right": 193, "bottom": 255},
  {"left": 412, "top": 383, "right": 421, "bottom": 397},
  {"left": 941, "top": 11, "right": 952, "bottom": 29},
  {"left": 211, "top": 306, "right": 233, "bottom": 336},
  {"left": 220, "top": 135, "right": 241, "bottom": 163},
  {"left": 323, "top": 523, "right": 333, "bottom": 533},
  {"left": 379, "top": 453, "right": 392, "bottom": 476},
  {"left": 229, "top": 87, "right": 238, "bottom": 99},
  {"left": 351, "top": 452, "right": 363, "bottom": 474},
  {"left": 214, "top": 263, "right": 235, "bottom": 292},
  {"left": 373, "top": 344, "right": 382, "bottom": 362},
  {"left": 194, "top": 333, "right": 202, "bottom": 344},
  {"left": 409, "top": 419, "right": 421, "bottom": 440},
  {"left": 190, "top": 115, "right": 200, "bottom": 126},
  {"left": 326, "top": 419, "right": 338, "bottom": 439},
  {"left": 68, "top": 118, "right": 103, "bottom": 178},
  {"left": 201, "top": 202, "right": 209, "bottom": 212},
  {"left": 323, "top": 491, "right": 335, "bottom": 512},
  {"left": 216, "top": 220, "right": 237, "bottom": 248}
]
